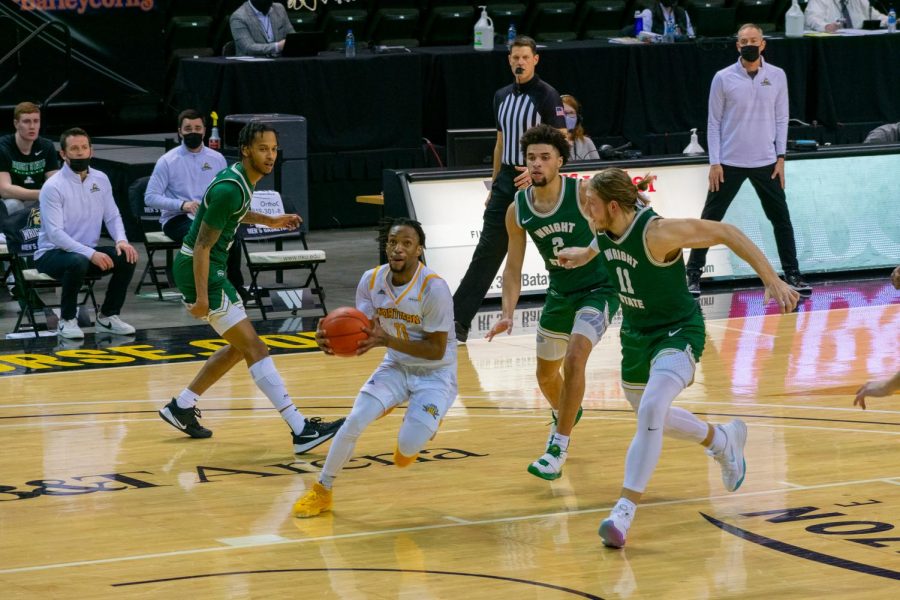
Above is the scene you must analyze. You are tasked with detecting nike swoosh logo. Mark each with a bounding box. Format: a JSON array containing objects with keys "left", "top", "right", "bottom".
[
  {"left": 35, "top": 150, "right": 43, "bottom": 156},
  {"left": 165, "top": 411, "right": 187, "bottom": 430},
  {"left": 296, "top": 431, "right": 320, "bottom": 440},
  {"left": 648, "top": 427, "right": 659, "bottom": 431},
  {"left": 668, "top": 328, "right": 682, "bottom": 337},
  {"left": 522, "top": 216, "right": 534, "bottom": 224}
]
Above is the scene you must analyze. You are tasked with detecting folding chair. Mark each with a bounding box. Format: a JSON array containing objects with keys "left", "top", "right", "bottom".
[
  {"left": 3, "top": 207, "right": 99, "bottom": 336},
  {"left": 129, "top": 176, "right": 182, "bottom": 300},
  {"left": 239, "top": 190, "right": 327, "bottom": 320}
]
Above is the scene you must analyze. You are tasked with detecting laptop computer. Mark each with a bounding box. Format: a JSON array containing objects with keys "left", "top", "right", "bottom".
[{"left": 281, "top": 31, "right": 326, "bottom": 58}]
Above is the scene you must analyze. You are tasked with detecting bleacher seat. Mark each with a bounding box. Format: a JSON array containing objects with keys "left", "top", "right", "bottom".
[
  {"left": 369, "top": 1, "right": 421, "bottom": 47},
  {"left": 579, "top": 0, "right": 628, "bottom": 39},
  {"left": 686, "top": 0, "right": 738, "bottom": 37},
  {"left": 422, "top": 4, "right": 475, "bottom": 46},
  {"left": 166, "top": 15, "right": 214, "bottom": 52},
  {"left": 482, "top": 2, "right": 529, "bottom": 46},
  {"left": 322, "top": 8, "right": 369, "bottom": 49},
  {"left": 735, "top": 0, "right": 778, "bottom": 32},
  {"left": 527, "top": 2, "right": 579, "bottom": 42}
]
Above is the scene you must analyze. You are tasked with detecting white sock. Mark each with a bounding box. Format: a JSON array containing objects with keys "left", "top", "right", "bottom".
[
  {"left": 616, "top": 497, "right": 637, "bottom": 514},
  {"left": 708, "top": 425, "right": 726, "bottom": 454},
  {"left": 248, "top": 356, "right": 305, "bottom": 434},
  {"left": 320, "top": 392, "right": 384, "bottom": 485},
  {"left": 551, "top": 433, "right": 570, "bottom": 452},
  {"left": 622, "top": 372, "right": 684, "bottom": 492},
  {"left": 176, "top": 388, "right": 199, "bottom": 409}
]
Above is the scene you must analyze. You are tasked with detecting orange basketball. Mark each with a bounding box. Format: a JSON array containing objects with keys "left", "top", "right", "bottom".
[{"left": 320, "top": 307, "right": 370, "bottom": 357}]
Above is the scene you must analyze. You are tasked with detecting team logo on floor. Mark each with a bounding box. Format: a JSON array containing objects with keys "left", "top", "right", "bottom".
[{"left": 703, "top": 496, "right": 900, "bottom": 581}]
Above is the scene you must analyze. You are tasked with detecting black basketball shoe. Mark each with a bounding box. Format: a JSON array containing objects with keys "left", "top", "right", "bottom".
[
  {"left": 784, "top": 272, "right": 812, "bottom": 296},
  {"left": 159, "top": 398, "right": 213, "bottom": 439},
  {"left": 687, "top": 271, "right": 702, "bottom": 298},
  {"left": 293, "top": 416, "right": 346, "bottom": 454}
]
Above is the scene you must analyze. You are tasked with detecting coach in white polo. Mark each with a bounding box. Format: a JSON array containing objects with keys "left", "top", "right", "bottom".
[{"left": 35, "top": 127, "right": 139, "bottom": 339}]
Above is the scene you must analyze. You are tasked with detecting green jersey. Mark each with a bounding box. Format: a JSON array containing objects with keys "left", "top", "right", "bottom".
[
  {"left": 593, "top": 206, "right": 701, "bottom": 331},
  {"left": 514, "top": 176, "right": 612, "bottom": 295},
  {"left": 181, "top": 162, "right": 253, "bottom": 266}
]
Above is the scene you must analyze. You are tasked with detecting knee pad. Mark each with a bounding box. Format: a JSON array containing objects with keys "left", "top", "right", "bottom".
[
  {"left": 650, "top": 349, "right": 696, "bottom": 388},
  {"left": 570, "top": 307, "right": 608, "bottom": 347},
  {"left": 536, "top": 329, "right": 568, "bottom": 361}
]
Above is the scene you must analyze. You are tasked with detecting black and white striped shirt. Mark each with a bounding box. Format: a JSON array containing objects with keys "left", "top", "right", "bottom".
[{"left": 494, "top": 75, "right": 566, "bottom": 166}]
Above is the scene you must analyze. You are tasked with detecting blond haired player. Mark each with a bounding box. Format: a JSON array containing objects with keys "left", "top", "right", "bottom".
[{"left": 293, "top": 218, "right": 458, "bottom": 517}]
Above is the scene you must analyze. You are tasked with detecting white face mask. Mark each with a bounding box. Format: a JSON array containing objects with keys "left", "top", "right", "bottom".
[{"left": 565, "top": 114, "right": 578, "bottom": 130}]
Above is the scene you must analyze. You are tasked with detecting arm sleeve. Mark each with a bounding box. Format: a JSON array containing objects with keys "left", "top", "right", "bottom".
[
  {"left": 805, "top": 0, "right": 834, "bottom": 31},
  {"left": 201, "top": 182, "right": 243, "bottom": 231},
  {"left": 540, "top": 87, "right": 567, "bottom": 129},
  {"left": 421, "top": 278, "right": 453, "bottom": 334},
  {"left": 102, "top": 185, "right": 128, "bottom": 243},
  {"left": 707, "top": 73, "right": 725, "bottom": 165},
  {"left": 40, "top": 183, "right": 95, "bottom": 259},
  {"left": 685, "top": 12, "right": 695, "bottom": 37},
  {"left": 355, "top": 270, "right": 376, "bottom": 320},
  {"left": 144, "top": 158, "right": 185, "bottom": 212},
  {"left": 580, "top": 137, "right": 599, "bottom": 160},
  {"left": 774, "top": 72, "right": 789, "bottom": 156},
  {"left": 230, "top": 13, "right": 276, "bottom": 56}
]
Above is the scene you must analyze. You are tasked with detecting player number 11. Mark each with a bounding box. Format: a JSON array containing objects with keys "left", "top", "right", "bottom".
[{"left": 615, "top": 266, "right": 635, "bottom": 294}]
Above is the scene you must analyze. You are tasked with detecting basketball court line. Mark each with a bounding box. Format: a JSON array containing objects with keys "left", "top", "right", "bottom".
[
  {"left": 1, "top": 475, "right": 896, "bottom": 576},
  {"left": 0, "top": 412, "right": 897, "bottom": 435},
  {"left": 703, "top": 322, "right": 777, "bottom": 338},
  {"left": 4, "top": 396, "right": 897, "bottom": 417}
]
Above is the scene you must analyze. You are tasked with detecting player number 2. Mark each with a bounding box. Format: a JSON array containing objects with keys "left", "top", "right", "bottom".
[
  {"left": 615, "top": 266, "right": 635, "bottom": 294},
  {"left": 393, "top": 323, "right": 409, "bottom": 340},
  {"left": 551, "top": 237, "right": 564, "bottom": 257}
]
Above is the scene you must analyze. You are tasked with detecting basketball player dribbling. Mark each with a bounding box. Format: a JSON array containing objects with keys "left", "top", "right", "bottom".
[{"left": 293, "top": 218, "right": 458, "bottom": 517}]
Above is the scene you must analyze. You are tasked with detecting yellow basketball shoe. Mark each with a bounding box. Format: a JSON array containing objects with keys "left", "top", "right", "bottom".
[
  {"left": 394, "top": 447, "right": 419, "bottom": 468},
  {"left": 292, "top": 482, "right": 333, "bottom": 518}
]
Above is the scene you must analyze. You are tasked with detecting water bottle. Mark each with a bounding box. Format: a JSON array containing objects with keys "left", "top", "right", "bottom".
[
  {"left": 634, "top": 11, "right": 643, "bottom": 36},
  {"left": 474, "top": 6, "right": 494, "bottom": 51},
  {"left": 889, "top": 7, "right": 897, "bottom": 33},
  {"left": 785, "top": 0, "right": 804, "bottom": 38},
  {"left": 208, "top": 111, "right": 220, "bottom": 151},
  {"left": 663, "top": 19, "right": 675, "bottom": 43},
  {"left": 507, "top": 23, "right": 516, "bottom": 47},
  {"left": 344, "top": 29, "right": 356, "bottom": 58}
]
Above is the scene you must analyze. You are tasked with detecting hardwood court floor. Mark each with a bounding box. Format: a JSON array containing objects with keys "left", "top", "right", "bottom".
[{"left": 0, "top": 301, "right": 898, "bottom": 599}]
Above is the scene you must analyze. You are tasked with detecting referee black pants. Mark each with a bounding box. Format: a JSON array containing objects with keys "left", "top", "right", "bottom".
[
  {"left": 686, "top": 163, "right": 800, "bottom": 277},
  {"left": 453, "top": 164, "right": 519, "bottom": 332}
]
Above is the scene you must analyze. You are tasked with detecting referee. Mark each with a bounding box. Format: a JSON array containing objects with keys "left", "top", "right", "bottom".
[{"left": 454, "top": 36, "right": 567, "bottom": 342}]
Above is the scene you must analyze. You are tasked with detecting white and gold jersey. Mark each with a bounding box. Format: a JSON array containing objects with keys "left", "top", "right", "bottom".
[{"left": 356, "top": 262, "right": 456, "bottom": 370}]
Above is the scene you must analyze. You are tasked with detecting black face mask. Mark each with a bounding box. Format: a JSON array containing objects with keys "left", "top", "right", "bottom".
[
  {"left": 739, "top": 45, "right": 761, "bottom": 62},
  {"left": 250, "top": 0, "right": 273, "bottom": 14},
  {"left": 182, "top": 132, "right": 203, "bottom": 150},
  {"left": 660, "top": 0, "right": 676, "bottom": 8},
  {"left": 68, "top": 157, "right": 91, "bottom": 172}
]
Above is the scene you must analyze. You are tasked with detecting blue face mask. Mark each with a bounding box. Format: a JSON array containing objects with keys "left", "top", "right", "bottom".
[{"left": 565, "top": 114, "right": 578, "bottom": 130}]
